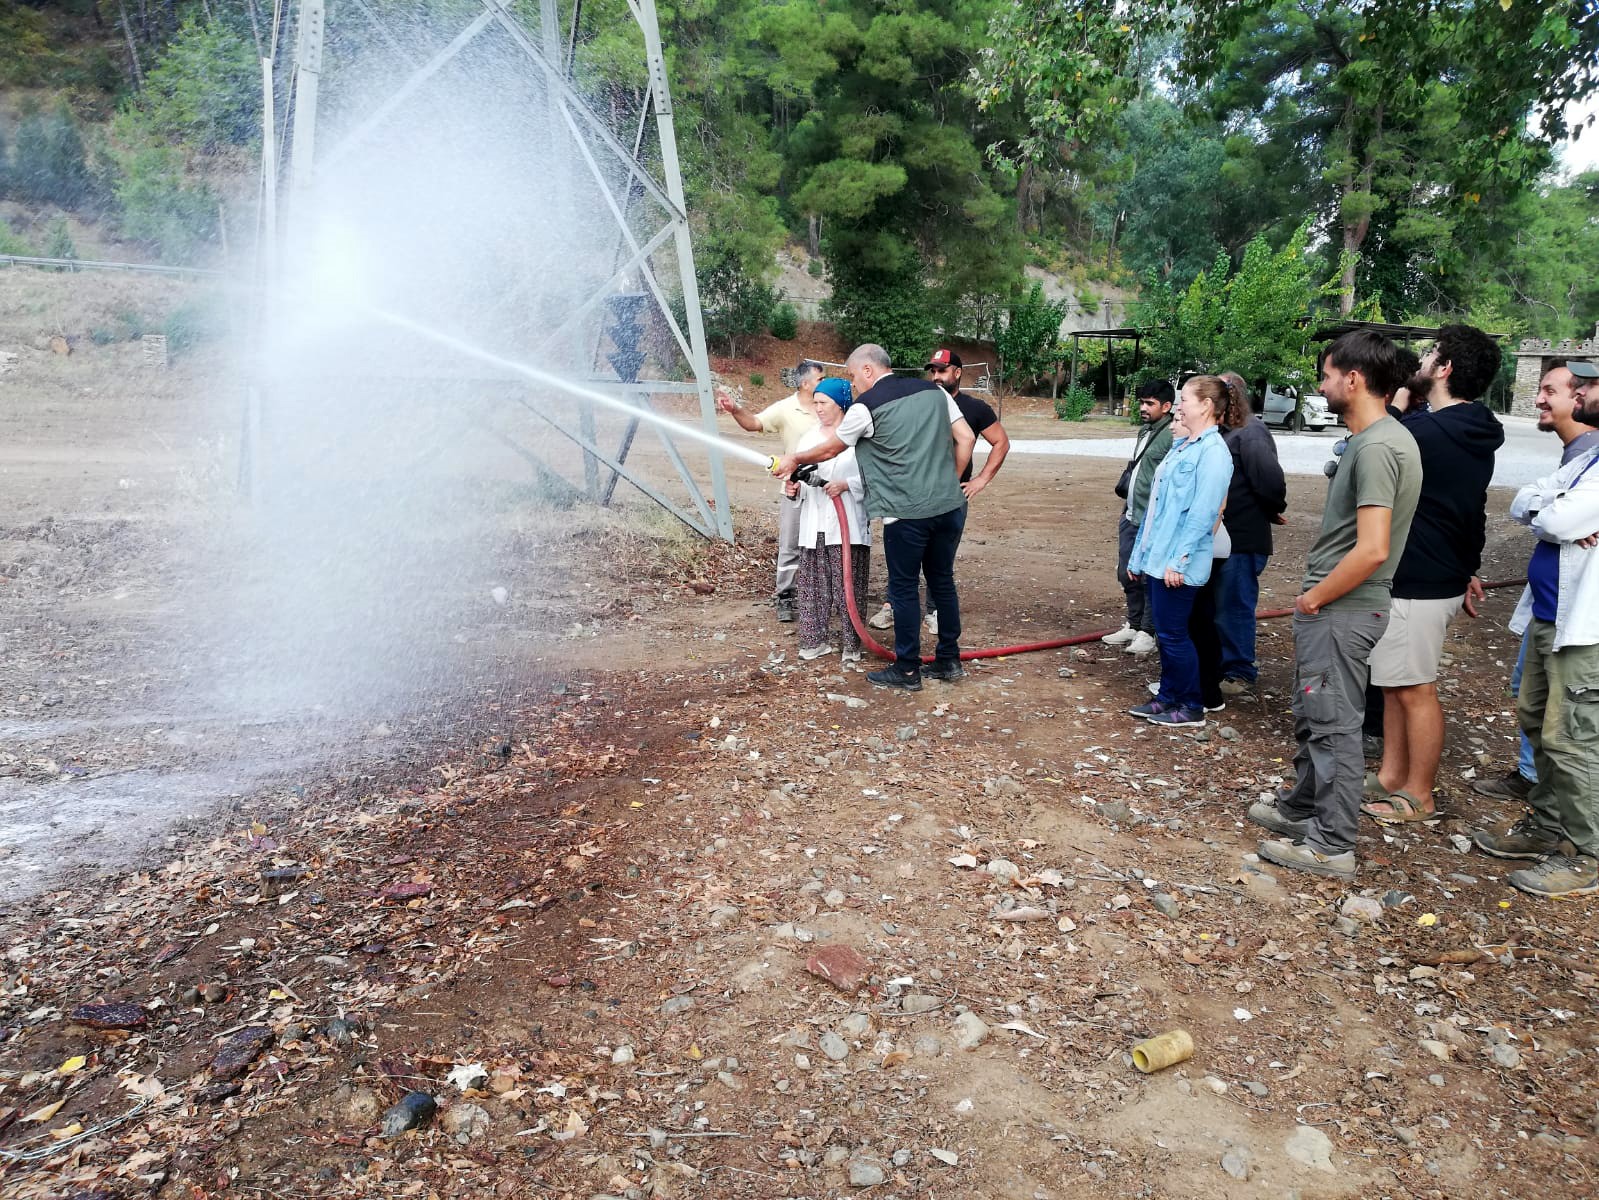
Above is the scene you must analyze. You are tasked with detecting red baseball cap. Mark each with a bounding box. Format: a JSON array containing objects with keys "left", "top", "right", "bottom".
[{"left": 925, "top": 349, "right": 962, "bottom": 369}]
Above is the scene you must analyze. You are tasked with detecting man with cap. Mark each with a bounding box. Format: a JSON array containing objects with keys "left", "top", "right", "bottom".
[
  {"left": 1473, "top": 358, "right": 1599, "bottom": 897},
  {"left": 717, "top": 361, "right": 821, "bottom": 621}
]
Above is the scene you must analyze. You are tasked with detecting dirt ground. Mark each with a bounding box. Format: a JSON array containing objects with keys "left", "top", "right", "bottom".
[{"left": 2, "top": 275, "right": 1597, "bottom": 1199}]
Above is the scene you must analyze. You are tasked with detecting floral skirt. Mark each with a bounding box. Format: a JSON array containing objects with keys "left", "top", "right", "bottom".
[{"left": 798, "top": 537, "right": 871, "bottom": 653}]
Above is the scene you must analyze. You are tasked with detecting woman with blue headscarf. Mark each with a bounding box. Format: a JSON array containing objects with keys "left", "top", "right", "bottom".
[{"left": 789, "top": 376, "right": 871, "bottom": 664}]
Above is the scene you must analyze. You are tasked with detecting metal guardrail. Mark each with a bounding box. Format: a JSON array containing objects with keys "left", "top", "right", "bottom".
[{"left": 0, "top": 254, "right": 223, "bottom": 278}]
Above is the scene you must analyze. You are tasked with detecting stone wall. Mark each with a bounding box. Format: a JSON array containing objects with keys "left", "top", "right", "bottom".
[{"left": 1511, "top": 327, "right": 1599, "bottom": 417}]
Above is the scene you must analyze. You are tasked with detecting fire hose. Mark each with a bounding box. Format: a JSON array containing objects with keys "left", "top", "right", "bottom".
[{"left": 791, "top": 470, "right": 1526, "bottom": 665}]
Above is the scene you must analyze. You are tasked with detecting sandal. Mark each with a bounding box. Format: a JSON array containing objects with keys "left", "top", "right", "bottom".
[
  {"left": 1363, "top": 771, "right": 1387, "bottom": 800},
  {"left": 1360, "top": 789, "right": 1437, "bottom": 824}
]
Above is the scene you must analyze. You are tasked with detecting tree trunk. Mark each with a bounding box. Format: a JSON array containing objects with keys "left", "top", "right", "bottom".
[
  {"left": 116, "top": 0, "right": 144, "bottom": 90},
  {"left": 1016, "top": 163, "right": 1034, "bottom": 234},
  {"left": 1338, "top": 104, "right": 1381, "bottom": 316}
]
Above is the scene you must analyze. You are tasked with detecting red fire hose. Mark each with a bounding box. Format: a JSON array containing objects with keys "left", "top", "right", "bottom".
[{"left": 829, "top": 493, "right": 1525, "bottom": 665}]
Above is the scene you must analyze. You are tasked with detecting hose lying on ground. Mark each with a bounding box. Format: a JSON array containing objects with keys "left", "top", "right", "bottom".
[{"left": 827, "top": 493, "right": 1525, "bottom": 665}]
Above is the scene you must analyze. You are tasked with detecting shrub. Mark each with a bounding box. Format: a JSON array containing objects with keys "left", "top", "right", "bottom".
[
  {"left": 114, "top": 308, "right": 148, "bottom": 340},
  {"left": 806, "top": 259, "right": 823, "bottom": 278},
  {"left": 823, "top": 268, "right": 935, "bottom": 370},
  {"left": 110, "top": 135, "right": 218, "bottom": 263},
  {"left": 89, "top": 326, "right": 117, "bottom": 345},
  {"left": 1054, "top": 384, "right": 1097, "bottom": 422},
  {"left": 0, "top": 218, "right": 30, "bottom": 255},
  {"left": 163, "top": 294, "right": 228, "bottom": 354},
  {"left": 10, "top": 101, "right": 97, "bottom": 210},
  {"left": 43, "top": 218, "right": 77, "bottom": 264},
  {"left": 699, "top": 260, "right": 775, "bottom": 359},
  {"left": 769, "top": 302, "right": 798, "bottom": 341},
  {"left": 749, "top": 372, "right": 765, "bottom": 387}
]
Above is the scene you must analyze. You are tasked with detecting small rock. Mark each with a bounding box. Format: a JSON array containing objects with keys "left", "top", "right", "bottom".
[
  {"left": 1393, "top": 1124, "right": 1420, "bottom": 1146},
  {"left": 901, "top": 993, "right": 941, "bottom": 1015},
  {"left": 892, "top": 1148, "right": 912, "bottom": 1167},
  {"left": 896, "top": 725, "right": 918, "bottom": 741},
  {"left": 848, "top": 1160, "right": 885, "bottom": 1188},
  {"left": 381, "top": 1092, "right": 437, "bottom": 1138},
  {"left": 823, "top": 888, "right": 846, "bottom": 908},
  {"left": 1428, "top": 1073, "right": 1446, "bottom": 1087},
  {"left": 1338, "top": 895, "right": 1384, "bottom": 924},
  {"left": 611, "top": 1045, "right": 636, "bottom": 1065},
  {"left": 1218, "top": 726, "right": 1240, "bottom": 741},
  {"left": 952, "top": 1011, "right": 990, "bottom": 1049},
  {"left": 708, "top": 906, "right": 740, "bottom": 928},
  {"left": 984, "top": 858, "right": 1020, "bottom": 881},
  {"left": 69, "top": 1002, "right": 147, "bottom": 1031},
  {"left": 660, "top": 996, "right": 695, "bottom": 1015},
  {"left": 1284, "top": 1124, "right": 1335, "bottom": 1172},
  {"left": 203, "top": 982, "right": 228, "bottom": 1004},
  {"left": 1243, "top": 1081, "right": 1269, "bottom": 1098},
  {"left": 913, "top": 1035, "right": 944, "bottom": 1056},
  {"left": 1221, "top": 1150, "right": 1250, "bottom": 1180},
  {"left": 819, "top": 1032, "right": 850, "bottom": 1061},
  {"left": 1419, "top": 1039, "right": 1452, "bottom": 1061},
  {"left": 929, "top": 1147, "right": 959, "bottom": 1165},
  {"left": 1491, "top": 1044, "right": 1522, "bottom": 1069},
  {"left": 838, "top": 1013, "right": 872, "bottom": 1038},
  {"left": 441, "top": 1102, "right": 489, "bottom": 1141},
  {"left": 1332, "top": 916, "right": 1361, "bottom": 937},
  {"left": 1096, "top": 800, "right": 1134, "bottom": 825},
  {"left": 1151, "top": 893, "right": 1179, "bottom": 918},
  {"left": 1203, "top": 1075, "right": 1229, "bottom": 1095},
  {"left": 805, "top": 945, "right": 872, "bottom": 993},
  {"left": 211, "top": 1027, "right": 273, "bottom": 1080}
]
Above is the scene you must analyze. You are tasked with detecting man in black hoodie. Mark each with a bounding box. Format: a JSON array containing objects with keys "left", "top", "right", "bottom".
[{"left": 1362, "top": 324, "right": 1506, "bottom": 822}]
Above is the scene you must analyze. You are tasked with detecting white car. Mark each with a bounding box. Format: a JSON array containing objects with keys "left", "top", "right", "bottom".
[{"left": 1263, "top": 386, "right": 1337, "bottom": 432}]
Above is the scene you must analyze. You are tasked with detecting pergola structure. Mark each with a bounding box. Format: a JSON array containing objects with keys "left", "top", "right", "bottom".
[{"left": 249, "top": 0, "right": 733, "bottom": 539}]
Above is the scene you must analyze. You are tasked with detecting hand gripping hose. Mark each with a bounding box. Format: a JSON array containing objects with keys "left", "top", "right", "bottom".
[{"left": 828, "top": 493, "right": 1525, "bottom": 665}]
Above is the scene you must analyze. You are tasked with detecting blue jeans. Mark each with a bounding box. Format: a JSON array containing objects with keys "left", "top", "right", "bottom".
[
  {"left": 883, "top": 506, "right": 965, "bottom": 672},
  {"left": 1147, "top": 578, "right": 1201, "bottom": 710},
  {"left": 1213, "top": 552, "right": 1270, "bottom": 682},
  {"left": 1511, "top": 627, "right": 1537, "bottom": 782}
]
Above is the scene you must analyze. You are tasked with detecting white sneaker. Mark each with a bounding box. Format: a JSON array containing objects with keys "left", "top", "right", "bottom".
[
  {"left": 924, "top": 611, "right": 939, "bottom": 636},
  {"left": 1124, "top": 631, "right": 1157, "bottom": 656},
  {"left": 1102, "top": 624, "right": 1137, "bottom": 646},
  {"left": 841, "top": 649, "right": 863, "bottom": 668},
  {"left": 867, "top": 603, "right": 894, "bottom": 630},
  {"left": 798, "top": 644, "right": 835, "bottom": 661}
]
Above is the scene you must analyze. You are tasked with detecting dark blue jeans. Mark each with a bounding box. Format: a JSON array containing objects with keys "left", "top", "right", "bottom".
[
  {"left": 883, "top": 505, "right": 965, "bottom": 672},
  {"left": 1147, "top": 577, "right": 1201, "bottom": 710},
  {"left": 1213, "top": 552, "right": 1269, "bottom": 682}
]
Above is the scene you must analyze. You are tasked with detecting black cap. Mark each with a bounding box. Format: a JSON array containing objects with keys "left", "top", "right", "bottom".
[{"left": 925, "top": 349, "right": 962, "bottom": 370}]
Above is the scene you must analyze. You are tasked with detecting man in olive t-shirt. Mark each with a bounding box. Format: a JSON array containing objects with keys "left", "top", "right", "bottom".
[{"left": 1249, "top": 331, "right": 1422, "bottom": 880}]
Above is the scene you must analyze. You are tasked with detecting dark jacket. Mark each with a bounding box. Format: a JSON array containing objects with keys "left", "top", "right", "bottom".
[
  {"left": 1221, "top": 416, "right": 1288, "bottom": 555},
  {"left": 1127, "top": 414, "right": 1174, "bottom": 524},
  {"left": 1392, "top": 401, "right": 1506, "bottom": 599}
]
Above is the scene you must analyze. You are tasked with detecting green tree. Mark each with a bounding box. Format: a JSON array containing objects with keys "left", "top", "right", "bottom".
[
  {"left": 43, "top": 217, "right": 78, "bottom": 263},
  {"left": 993, "top": 281, "right": 1066, "bottom": 390},
  {"left": 11, "top": 100, "right": 97, "bottom": 209},
  {"left": 134, "top": 15, "right": 260, "bottom": 153},
  {"left": 699, "top": 261, "right": 775, "bottom": 360}
]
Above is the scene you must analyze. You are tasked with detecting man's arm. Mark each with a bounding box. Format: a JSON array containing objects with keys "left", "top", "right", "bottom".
[
  {"left": 1242, "top": 423, "right": 1288, "bottom": 515},
  {"left": 774, "top": 434, "right": 847, "bottom": 478},
  {"left": 962, "top": 422, "right": 1010, "bottom": 498},
  {"left": 1297, "top": 505, "right": 1392, "bottom": 614},
  {"left": 1529, "top": 470, "right": 1599, "bottom": 543},
  {"left": 952, "top": 416, "right": 976, "bottom": 481},
  {"left": 715, "top": 386, "right": 770, "bottom": 434}
]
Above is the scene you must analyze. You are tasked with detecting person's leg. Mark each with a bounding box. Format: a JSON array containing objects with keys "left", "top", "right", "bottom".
[
  {"left": 1537, "top": 639, "right": 1599, "bottom": 854},
  {"left": 1379, "top": 688, "right": 1409, "bottom": 790},
  {"left": 1389, "top": 682, "right": 1446, "bottom": 801},
  {"left": 1516, "top": 620, "right": 1564, "bottom": 839},
  {"left": 775, "top": 494, "right": 801, "bottom": 598},
  {"left": 1189, "top": 579, "right": 1224, "bottom": 709},
  {"left": 795, "top": 544, "right": 828, "bottom": 652},
  {"left": 1363, "top": 684, "right": 1386, "bottom": 738},
  {"left": 882, "top": 519, "right": 930, "bottom": 674},
  {"left": 1299, "top": 608, "right": 1387, "bottom": 855},
  {"left": 1512, "top": 628, "right": 1538, "bottom": 783},
  {"left": 1147, "top": 581, "right": 1201, "bottom": 709},
  {"left": 842, "top": 544, "right": 870, "bottom": 655},
  {"left": 1214, "top": 553, "right": 1267, "bottom": 682},
  {"left": 1117, "top": 517, "right": 1144, "bottom": 631},
  {"left": 921, "top": 505, "right": 965, "bottom": 664}
]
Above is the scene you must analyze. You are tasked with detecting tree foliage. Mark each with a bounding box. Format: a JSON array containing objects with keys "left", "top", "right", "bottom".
[{"left": 993, "top": 282, "right": 1067, "bottom": 390}]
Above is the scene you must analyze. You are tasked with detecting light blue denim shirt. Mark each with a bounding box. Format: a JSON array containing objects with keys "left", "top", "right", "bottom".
[{"left": 1128, "top": 426, "right": 1234, "bottom": 587}]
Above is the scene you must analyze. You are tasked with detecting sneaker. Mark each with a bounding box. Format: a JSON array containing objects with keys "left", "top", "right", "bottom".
[
  {"left": 1128, "top": 699, "right": 1168, "bottom": 719},
  {"left": 776, "top": 590, "right": 797, "bottom": 622},
  {"left": 841, "top": 649, "right": 863, "bottom": 665},
  {"left": 867, "top": 603, "right": 894, "bottom": 630},
  {"left": 924, "top": 660, "right": 964, "bottom": 682},
  {"left": 1124, "top": 631, "right": 1157, "bottom": 656},
  {"left": 1219, "top": 676, "right": 1252, "bottom": 696},
  {"left": 1362, "top": 734, "right": 1384, "bottom": 760},
  {"left": 1102, "top": 624, "right": 1138, "bottom": 646},
  {"left": 867, "top": 666, "right": 922, "bottom": 692},
  {"left": 1248, "top": 797, "right": 1310, "bottom": 839},
  {"left": 1204, "top": 700, "right": 1226, "bottom": 713},
  {"left": 1259, "top": 837, "right": 1356, "bottom": 880},
  {"left": 1506, "top": 853, "right": 1599, "bottom": 898},
  {"left": 1147, "top": 706, "right": 1205, "bottom": 728},
  {"left": 798, "top": 644, "right": 835, "bottom": 661},
  {"left": 1472, "top": 769, "right": 1535, "bottom": 802},
  {"left": 924, "top": 611, "right": 939, "bottom": 636},
  {"left": 1473, "top": 816, "right": 1565, "bottom": 860}
]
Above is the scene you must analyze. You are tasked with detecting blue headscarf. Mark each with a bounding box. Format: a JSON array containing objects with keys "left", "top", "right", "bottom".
[{"left": 815, "top": 377, "right": 853, "bottom": 409}]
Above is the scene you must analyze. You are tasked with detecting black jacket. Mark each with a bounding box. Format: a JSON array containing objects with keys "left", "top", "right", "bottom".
[
  {"left": 1392, "top": 401, "right": 1505, "bottom": 599},
  {"left": 1221, "top": 416, "right": 1288, "bottom": 555}
]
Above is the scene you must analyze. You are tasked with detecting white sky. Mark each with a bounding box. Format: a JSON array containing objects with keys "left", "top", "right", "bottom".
[{"left": 1555, "top": 94, "right": 1599, "bottom": 177}]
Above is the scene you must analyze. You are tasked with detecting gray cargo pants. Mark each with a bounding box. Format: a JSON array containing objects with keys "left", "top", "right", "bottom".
[
  {"left": 1278, "top": 606, "right": 1389, "bottom": 855},
  {"left": 775, "top": 493, "right": 801, "bottom": 596},
  {"left": 1117, "top": 515, "right": 1150, "bottom": 633}
]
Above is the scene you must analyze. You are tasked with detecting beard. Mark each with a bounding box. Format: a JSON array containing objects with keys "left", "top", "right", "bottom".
[
  {"left": 1403, "top": 372, "right": 1432, "bottom": 406},
  {"left": 1579, "top": 393, "right": 1599, "bottom": 427},
  {"left": 936, "top": 377, "right": 958, "bottom": 396}
]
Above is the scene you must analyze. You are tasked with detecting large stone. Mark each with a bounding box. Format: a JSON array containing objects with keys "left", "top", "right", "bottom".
[
  {"left": 819, "top": 1032, "right": 850, "bottom": 1062},
  {"left": 70, "top": 1002, "right": 147, "bottom": 1031},
  {"left": 211, "top": 1027, "right": 274, "bottom": 1080},
  {"left": 848, "top": 1160, "right": 886, "bottom": 1187},
  {"left": 805, "top": 945, "right": 872, "bottom": 993},
  {"left": 1285, "top": 1125, "right": 1335, "bottom": 1173},
  {"left": 1338, "top": 895, "right": 1384, "bottom": 924},
  {"left": 952, "top": 1011, "right": 990, "bottom": 1049}
]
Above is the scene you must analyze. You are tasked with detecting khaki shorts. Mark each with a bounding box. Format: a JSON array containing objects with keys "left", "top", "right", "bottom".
[{"left": 1369, "top": 595, "right": 1465, "bottom": 687}]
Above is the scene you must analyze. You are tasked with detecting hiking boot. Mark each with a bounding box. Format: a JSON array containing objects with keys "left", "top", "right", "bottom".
[
  {"left": 1128, "top": 699, "right": 1169, "bottom": 719},
  {"left": 776, "top": 589, "right": 797, "bottom": 622},
  {"left": 1362, "top": 734, "right": 1384, "bottom": 760},
  {"left": 1147, "top": 705, "right": 1205, "bottom": 728},
  {"left": 1472, "top": 768, "right": 1535, "bottom": 802},
  {"left": 1259, "top": 837, "right": 1356, "bottom": 880},
  {"left": 1473, "top": 816, "right": 1564, "bottom": 861},
  {"left": 867, "top": 666, "right": 922, "bottom": 692},
  {"left": 924, "top": 659, "right": 964, "bottom": 682},
  {"left": 1102, "top": 623, "right": 1138, "bottom": 646},
  {"left": 1506, "top": 853, "right": 1599, "bottom": 898},
  {"left": 1248, "top": 798, "right": 1310, "bottom": 839},
  {"left": 1219, "top": 675, "right": 1252, "bottom": 696},
  {"left": 1124, "top": 631, "right": 1157, "bottom": 656},
  {"left": 867, "top": 603, "right": 894, "bottom": 630}
]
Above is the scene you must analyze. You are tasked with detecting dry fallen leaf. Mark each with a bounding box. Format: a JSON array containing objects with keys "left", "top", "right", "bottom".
[
  {"left": 22, "top": 1098, "right": 66, "bottom": 1123},
  {"left": 58, "top": 1054, "right": 87, "bottom": 1075}
]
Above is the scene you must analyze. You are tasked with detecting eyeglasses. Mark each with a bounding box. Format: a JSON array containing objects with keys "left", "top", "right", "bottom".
[{"left": 1323, "top": 437, "right": 1349, "bottom": 479}]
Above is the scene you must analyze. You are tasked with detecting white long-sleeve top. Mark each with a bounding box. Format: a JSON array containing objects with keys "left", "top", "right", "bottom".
[
  {"left": 1508, "top": 445, "right": 1599, "bottom": 649},
  {"left": 795, "top": 424, "right": 869, "bottom": 548}
]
